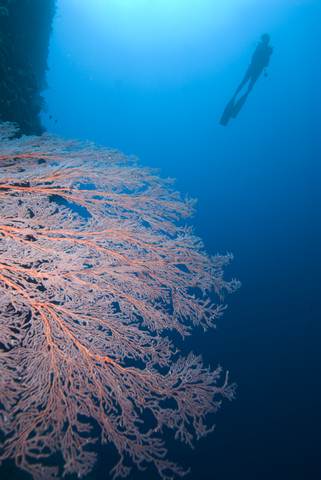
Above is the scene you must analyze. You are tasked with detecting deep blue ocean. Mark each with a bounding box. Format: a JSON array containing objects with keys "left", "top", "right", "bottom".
[{"left": 4, "top": 1, "right": 321, "bottom": 479}]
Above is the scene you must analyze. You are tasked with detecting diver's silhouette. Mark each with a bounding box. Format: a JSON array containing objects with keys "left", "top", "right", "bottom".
[{"left": 220, "top": 34, "right": 273, "bottom": 126}]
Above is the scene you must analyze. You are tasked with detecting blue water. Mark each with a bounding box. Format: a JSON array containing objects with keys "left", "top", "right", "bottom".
[{"left": 39, "top": 1, "right": 321, "bottom": 478}]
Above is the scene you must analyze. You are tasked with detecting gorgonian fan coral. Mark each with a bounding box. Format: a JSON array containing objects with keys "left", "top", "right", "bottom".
[{"left": 0, "top": 122, "right": 239, "bottom": 480}]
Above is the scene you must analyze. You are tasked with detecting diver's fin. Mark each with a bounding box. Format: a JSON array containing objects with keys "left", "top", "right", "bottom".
[
  {"left": 219, "top": 98, "right": 236, "bottom": 126},
  {"left": 231, "top": 93, "right": 248, "bottom": 118}
]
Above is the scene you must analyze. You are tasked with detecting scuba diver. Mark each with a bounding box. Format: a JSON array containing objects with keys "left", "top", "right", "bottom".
[{"left": 220, "top": 33, "right": 273, "bottom": 126}]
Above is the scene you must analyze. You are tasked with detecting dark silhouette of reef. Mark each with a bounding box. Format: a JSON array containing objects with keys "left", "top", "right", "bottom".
[{"left": 0, "top": 0, "right": 56, "bottom": 135}]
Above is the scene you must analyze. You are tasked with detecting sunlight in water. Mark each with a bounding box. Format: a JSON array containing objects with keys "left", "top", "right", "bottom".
[
  {"left": 53, "top": 0, "right": 293, "bottom": 84},
  {"left": 64, "top": 0, "right": 289, "bottom": 48}
]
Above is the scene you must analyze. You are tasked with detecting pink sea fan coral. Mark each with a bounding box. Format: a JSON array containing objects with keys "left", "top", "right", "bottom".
[{"left": 0, "top": 122, "right": 239, "bottom": 479}]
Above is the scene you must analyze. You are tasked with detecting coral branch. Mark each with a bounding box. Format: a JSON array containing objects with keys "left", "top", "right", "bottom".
[{"left": 0, "top": 122, "right": 239, "bottom": 479}]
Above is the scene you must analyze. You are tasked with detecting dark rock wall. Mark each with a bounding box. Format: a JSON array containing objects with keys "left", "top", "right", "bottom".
[{"left": 0, "top": 0, "right": 56, "bottom": 134}]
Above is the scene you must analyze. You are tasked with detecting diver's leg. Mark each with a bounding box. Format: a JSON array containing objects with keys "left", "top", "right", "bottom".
[
  {"left": 234, "top": 69, "right": 251, "bottom": 97},
  {"left": 246, "top": 70, "right": 262, "bottom": 94}
]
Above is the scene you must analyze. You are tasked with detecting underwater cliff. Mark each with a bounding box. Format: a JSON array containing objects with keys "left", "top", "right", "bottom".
[{"left": 0, "top": 0, "right": 56, "bottom": 134}]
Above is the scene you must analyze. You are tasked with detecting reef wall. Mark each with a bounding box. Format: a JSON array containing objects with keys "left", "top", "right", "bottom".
[{"left": 0, "top": 0, "right": 56, "bottom": 134}]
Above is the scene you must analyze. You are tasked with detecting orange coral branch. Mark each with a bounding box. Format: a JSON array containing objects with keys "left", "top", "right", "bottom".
[{"left": 0, "top": 123, "right": 239, "bottom": 480}]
